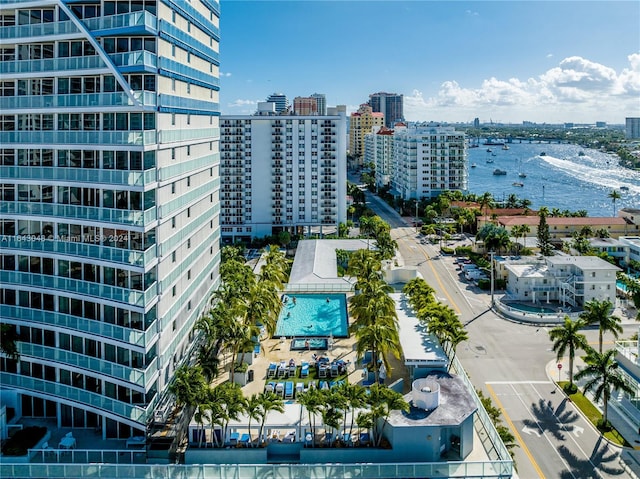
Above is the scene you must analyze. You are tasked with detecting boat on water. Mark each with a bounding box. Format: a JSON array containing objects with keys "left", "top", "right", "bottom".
[
  {"left": 518, "top": 172, "right": 527, "bottom": 178},
  {"left": 578, "top": 151, "right": 585, "bottom": 156},
  {"left": 471, "top": 163, "right": 477, "bottom": 168},
  {"left": 486, "top": 159, "right": 494, "bottom": 164},
  {"left": 502, "top": 144, "right": 509, "bottom": 150},
  {"left": 620, "top": 186, "right": 629, "bottom": 191},
  {"left": 486, "top": 148, "right": 492, "bottom": 153},
  {"left": 540, "top": 152, "right": 547, "bottom": 156},
  {"left": 512, "top": 182, "right": 524, "bottom": 187},
  {"left": 493, "top": 169, "right": 507, "bottom": 175}
]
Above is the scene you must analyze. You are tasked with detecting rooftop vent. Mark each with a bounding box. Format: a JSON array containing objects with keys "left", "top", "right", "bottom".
[{"left": 412, "top": 378, "right": 440, "bottom": 411}]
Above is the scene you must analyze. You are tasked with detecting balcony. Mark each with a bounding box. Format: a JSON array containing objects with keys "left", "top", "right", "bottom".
[
  {"left": 19, "top": 343, "right": 157, "bottom": 388},
  {"left": 1, "top": 237, "right": 156, "bottom": 268},
  {"left": 0, "top": 271, "right": 157, "bottom": 308},
  {"left": 0, "top": 202, "right": 156, "bottom": 227},
  {"left": 0, "top": 91, "right": 157, "bottom": 111},
  {"left": 0, "top": 305, "right": 154, "bottom": 348},
  {"left": 83, "top": 10, "right": 157, "bottom": 35},
  {"left": 0, "top": 166, "right": 156, "bottom": 187},
  {"left": 0, "top": 56, "right": 104, "bottom": 76},
  {"left": 0, "top": 372, "right": 149, "bottom": 424},
  {"left": 0, "top": 130, "right": 157, "bottom": 146}
]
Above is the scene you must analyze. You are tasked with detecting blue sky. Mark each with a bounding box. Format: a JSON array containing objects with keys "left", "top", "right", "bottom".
[{"left": 219, "top": 1, "right": 640, "bottom": 124}]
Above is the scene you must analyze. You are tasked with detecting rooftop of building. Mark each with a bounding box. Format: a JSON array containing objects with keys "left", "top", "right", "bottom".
[
  {"left": 387, "top": 373, "right": 477, "bottom": 428},
  {"left": 497, "top": 215, "right": 628, "bottom": 226},
  {"left": 545, "top": 254, "right": 622, "bottom": 270}
]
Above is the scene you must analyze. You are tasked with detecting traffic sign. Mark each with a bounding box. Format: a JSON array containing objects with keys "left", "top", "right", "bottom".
[{"left": 557, "top": 363, "right": 562, "bottom": 369}]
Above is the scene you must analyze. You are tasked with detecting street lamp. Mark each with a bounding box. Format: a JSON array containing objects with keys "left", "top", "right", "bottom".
[
  {"left": 415, "top": 201, "right": 419, "bottom": 233},
  {"left": 490, "top": 251, "right": 495, "bottom": 308}
]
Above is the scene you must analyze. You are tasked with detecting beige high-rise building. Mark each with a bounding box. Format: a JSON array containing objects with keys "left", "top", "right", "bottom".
[
  {"left": 293, "top": 97, "right": 318, "bottom": 115},
  {"left": 348, "top": 104, "right": 384, "bottom": 167}
]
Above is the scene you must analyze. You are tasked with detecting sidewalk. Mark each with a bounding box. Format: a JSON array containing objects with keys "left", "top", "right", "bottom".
[{"left": 546, "top": 357, "right": 640, "bottom": 478}]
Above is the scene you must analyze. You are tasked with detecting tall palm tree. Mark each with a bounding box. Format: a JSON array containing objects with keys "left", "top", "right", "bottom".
[
  {"left": 478, "top": 192, "right": 494, "bottom": 217},
  {"left": 574, "top": 348, "right": 633, "bottom": 427},
  {"left": 579, "top": 299, "right": 622, "bottom": 353},
  {"left": 354, "top": 321, "right": 401, "bottom": 383},
  {"left": 297, "top": 388, "right": 323, "bottom": 447},
  {"left": 255, "top": 392, "right": 285, "bottom": 446},
  {"left": 446, "top": 326, "right": 469, "bottom": 371},
  {"left": 367, "top": 384, "right": 409, "bottom": 447},
  {"left": 169, "top": 364, "right": 207, "bottom": 410},
  {"left": 548, "top": 317, "right": 589, "bottom": 390},
  {"left": 243, "top": 394, "right": 262, "bottom": 448},
  {"left": 608, "top": 189, "right": 621, "bottom": 217}
]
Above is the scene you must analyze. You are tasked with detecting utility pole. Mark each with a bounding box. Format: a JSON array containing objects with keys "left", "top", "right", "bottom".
[
  {"left": 490, "top": 251, "right": 495, "bottom": 308},
  {"left": 415, "top": 201, "right": 419, "bottom": 233}
]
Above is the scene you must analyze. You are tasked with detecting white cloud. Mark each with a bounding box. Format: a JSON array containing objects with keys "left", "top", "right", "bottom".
[
  {"left": 225, "top": 99, "right": 259, "bottom": 114},
  {"left": 465, "top": 10, "right": 479, "bottom": 16},
  {"left": 219, "top": 72, "right": 232, "bottom": 77},
  {"left": 546, "top": 53, "right": 553, "bottom": 58},
  {"left": 406, "top": 54, "right": 640, "bottom": 123}
]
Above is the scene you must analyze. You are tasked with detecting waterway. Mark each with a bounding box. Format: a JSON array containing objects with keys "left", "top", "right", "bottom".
[{"left": 468, "top": 143, "right": 640, "bottom": 217}]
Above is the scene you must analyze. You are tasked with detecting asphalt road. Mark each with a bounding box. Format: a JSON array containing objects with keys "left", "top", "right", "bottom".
[{"left": 362, "top": 190, "right": 634, "bottom": 479}]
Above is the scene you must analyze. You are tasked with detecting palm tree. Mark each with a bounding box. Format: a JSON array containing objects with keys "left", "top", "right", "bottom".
[
  {"left": 608, "top": 189, "right": 621, "bottom": 217},
  {"left": 169, "top": 364, "right": 207, "bottom": 410},
  {"left": 574, "top": 348, "right": 633, "bottom": 428},
  {"left": 446, "top": 326, "right": 469, "bottom": 371},
  {"left": 367, "top": 384, "right": 409, "bottom": 447},
  {"left": 548, "top": 317, "right": 589, "bottom": 391},
  {"left": 579, "top": 299, "right": 622, "bottom": 353},
  {"left": 0, "top": 323, "right": 19, "bottom": 359},
  {"left": 354, "top": 321, "right": 401, "bottom": 383},
  {"left": 243, "top": 394, "right": 262, "bottom": 448},
  {"left": 478, "top": 192, "right": 494, "bottom": 217},
  {"left": 297, "top": 388, "right": 323, "bottom": 447},
  {"left": 255, "top": 392, "right": 285, "bottom": 446}
]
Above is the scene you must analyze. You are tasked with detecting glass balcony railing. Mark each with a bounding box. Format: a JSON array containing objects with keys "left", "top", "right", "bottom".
[
  {"left": 0, "top": 271, "right": 156, "bottom": 308},
  {"left": 0, "top": 55, "right": 104, "bottom": 75},
  {"left": 158, "top": 152, "right": 219, "bottom": 181},
  {"left": 0, "top": 20, "right": 79, "bottom": 40},
  {"left": 0, "top": 236, "right": 156, "bottom": 267},
  {"left": 0, "top": 305, "right": 155, "bottom": 348},
  {"left": 83, "top": 10, "right": 157, "bottom": 35},
  {"left": 0, "top": 372, "right": 149, "bottom": 424},
  {"left": 158, "top": 127, "right": 219, "bottom": 144},
  {"left": 158, "top": 57, "right": 219, "bottom": 89},
  {"left": 158, "top": 181, "right": 218, "bottom": 218},
  {"left": 158, "top": 207, "right": 216, "bottom": 255},
  {"left": 0, "top": 202, "right": 156, "bottom": 227},
  {"left": 0, "top": 130, "right": 157, "bottom": 146},
  {"left": 0, "top": 165, "right": 157, "bottom": 187},
  {"left": 0, "top": 91, "right": 157, "bottom": 110},
  {"left": 110, "top": 50, "right": 157, "bottom": 69},
  {"left": 19, "top": 343, "right": 157, "bottom": 388},
  {"left": 158, "top": 94, "right": 219, "bottom": 113}
]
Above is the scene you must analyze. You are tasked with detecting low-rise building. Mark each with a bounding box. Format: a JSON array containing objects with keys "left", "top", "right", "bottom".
[
  {"left": 491, "top": 215, "right": 633, "bottom": 240},
  {"left": 502, "top": 255, "right": 620, "bottom": 308}
]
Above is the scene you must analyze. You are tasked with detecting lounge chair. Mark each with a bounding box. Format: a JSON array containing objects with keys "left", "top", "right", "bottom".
[
  {"left": 308, "top": 380, "right": 317, "bottom": 390},
  {"left": 300, "top": 361, "right": 309, "bottom": 378},
  {"left": 275, "top": 382, "right": 285, "bottom": 397},
  {"left": 330, "top": 364, "right": 339, "bottom": 377},
  {"left": 264, "top": 382, "right": 275, "bottom": 393},
  {"left": 239, "top": 433, "right": 250, "bottom": 447},
  {"left": 318, "top": 366, "right": 327, "bottom": 378},
  {"left": 229, "top": 432, "right": 239, "bottom": 446},
  {"left": 320, "top": 380, "right": 329, "bottom": 391},
  {"left": 324, "top": 432, "right": 333, "bottom": 445},
  {"left": 295, "top": 382, "right": 304, "bottom": 396},
  {"left": 359, "top": 431, "right": 370, "bottom": 446},
  {"left": 267, "top": 363, "right": 277, "bottom": 378},
  {"left": 284, "top": 381, "right": 294, "bottom": 399},
  {"left": 288, "top": 364, "right": 297, "bottom": 377}
]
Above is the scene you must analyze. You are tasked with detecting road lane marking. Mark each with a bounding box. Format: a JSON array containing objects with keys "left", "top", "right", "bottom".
[
  {"left": 528, "top": 382, "right": 611, "bottom": 476},
  {"left": 508, "top": 383, "right": 579, "bottom": 479},
  {"left": 487, "top": 381, "right": 552, "bottom": 385},
  {"left": 486, "top": 383, "right": 546, "bottom": 479}
]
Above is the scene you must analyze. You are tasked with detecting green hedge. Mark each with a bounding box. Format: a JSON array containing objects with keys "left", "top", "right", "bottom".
[{"left": 1, "top": 426, "right": 47, "bottom": 456}]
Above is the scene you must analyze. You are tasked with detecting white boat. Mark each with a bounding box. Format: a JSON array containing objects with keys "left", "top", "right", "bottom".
[
  {"left": 502, "top": 144, "right": 509, "bottom": 150},
  {"left": 512, "top": 182, "right": 524, "bottom": 187},
  {"left": 493, "top": 169, "right": 507, "bottom": 176},
  {"left": 471, "top": 163, "right": 477, "bottom": 168}
]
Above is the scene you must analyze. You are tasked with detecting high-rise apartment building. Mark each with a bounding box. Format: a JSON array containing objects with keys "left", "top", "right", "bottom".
[
  {"left": 220, "top": 107, "right": 347, "bottom": 243},
  {"left": 626, "top": 117, "right": 640, "bottom": 139},
  {"left": 293, "top": 96, "right": 318, "bottom": 116},
  {"left": 392, "top": 124, "right": 467, "bottom": 200},
  {"left": 368, "top": 92, "right": 404, "bottom": 129},
  {"left": 0, "top": 1, "right": 221, "bottom": 439},
  {"left": 265, "top": 93, "right": 288, "bottom": 114},
  {"left": 364, "top": 125, "right": 406, "bottom": 189},
  {"left": 310, "top": 93, "right": 326, "bottom": 115},
  {"left": 348, "top": 104, "right": 384, "bottom": 167}
]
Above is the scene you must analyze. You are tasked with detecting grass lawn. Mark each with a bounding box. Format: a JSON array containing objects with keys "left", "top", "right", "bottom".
[{"left": 558, "top": 381, "right": 630, "bottom": 447}]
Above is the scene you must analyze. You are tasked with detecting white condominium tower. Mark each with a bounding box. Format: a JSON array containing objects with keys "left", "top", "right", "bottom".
[
  {"left": 392, "top": 124, "right": 467, "bottom": 200},
  {"left": 364, "top": 124, "right": 406, "bottom": 189},
  {"left": 0, "top": 0, "right": 221, "bottom": 439},
  {"left": 220, "top": 106, "right": 347, "bottom": 243}
]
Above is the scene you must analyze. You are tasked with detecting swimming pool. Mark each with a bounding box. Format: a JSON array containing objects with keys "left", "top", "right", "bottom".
[
  {"left": 274, "top": 294, "right": 349, "bottom": 338},
  {"left": 506, "top": 302, "right": 560, "bottom": 314}
]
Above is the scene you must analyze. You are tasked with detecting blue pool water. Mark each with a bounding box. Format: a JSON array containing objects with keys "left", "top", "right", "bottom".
[
  {"left": 507, "top": 302, "right": 558, "bottom": 314},
  {"left": 274, "top": 294, "right": 349, "bottom": 338}
]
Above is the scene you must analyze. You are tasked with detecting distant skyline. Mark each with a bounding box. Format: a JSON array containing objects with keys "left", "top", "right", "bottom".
[{"left": 219, "top": 1, "right": 639, "bottom": 124}]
